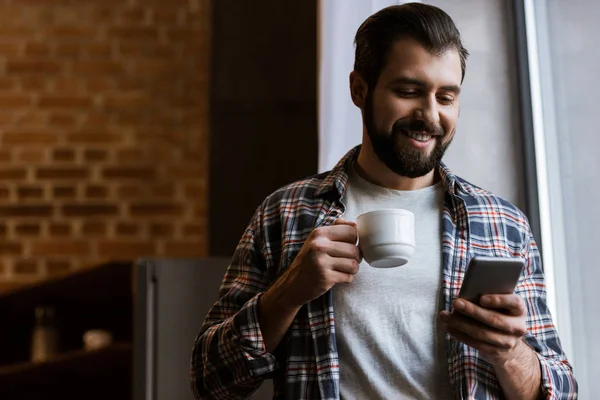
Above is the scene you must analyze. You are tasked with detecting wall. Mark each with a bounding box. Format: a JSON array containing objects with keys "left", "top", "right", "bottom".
[
  {"left": 209, "top": 0, "right": 318, "bottom": 255},
  {"left": 426, "top": 0, "right": 526, "bottom": 210},
  {"left": 545, "top": 0, "right": 599, "bottom": 396},
  {"left": 0, "top": 0, "right": 210, "bottom": 290}
]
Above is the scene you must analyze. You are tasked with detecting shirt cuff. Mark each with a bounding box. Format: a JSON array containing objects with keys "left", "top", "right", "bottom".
[{"left": 232, "top": 292, "right": 278, "bottom": 377}]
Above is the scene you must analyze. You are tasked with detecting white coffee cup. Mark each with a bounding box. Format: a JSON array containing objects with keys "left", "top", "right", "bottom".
[{"left": 356, "top": 209, "right": 416, "bottom": 268}]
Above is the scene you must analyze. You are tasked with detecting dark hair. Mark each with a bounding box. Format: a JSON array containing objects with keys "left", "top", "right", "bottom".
[{"left": 354, "top": 3, "right": 469, "bottom": 89}]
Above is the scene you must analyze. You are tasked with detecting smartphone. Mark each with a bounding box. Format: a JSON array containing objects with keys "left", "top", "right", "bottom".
[{"left": 458, "top": 256, "right": 525, "bottom": 304}]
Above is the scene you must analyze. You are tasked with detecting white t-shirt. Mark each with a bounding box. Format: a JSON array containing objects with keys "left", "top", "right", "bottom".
[{"left": 333, "top": 166, "right": 452, "bottom": 399}]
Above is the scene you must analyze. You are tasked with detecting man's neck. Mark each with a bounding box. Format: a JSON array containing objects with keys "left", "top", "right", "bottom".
[{"left": 355, "top": 144, "right": 438, "bottom": 191}]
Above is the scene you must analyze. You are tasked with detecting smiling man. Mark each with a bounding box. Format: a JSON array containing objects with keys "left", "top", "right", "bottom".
[{"left": 191, "top": 3, "right": 577, "bottom": 399}]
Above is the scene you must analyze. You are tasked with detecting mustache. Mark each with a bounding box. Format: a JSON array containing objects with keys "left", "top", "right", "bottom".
[{"left": 392, "top": 119, "right": 445, "bottom": 137}]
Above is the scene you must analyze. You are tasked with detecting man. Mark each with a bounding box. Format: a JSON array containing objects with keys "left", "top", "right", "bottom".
[{"left": 191, "top": 3, "right": 577, "bottom": 399}]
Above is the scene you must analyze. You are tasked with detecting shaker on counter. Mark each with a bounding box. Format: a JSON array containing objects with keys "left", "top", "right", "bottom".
[{"left": 30, "top": 306, "right": 59, "bottom": 363}]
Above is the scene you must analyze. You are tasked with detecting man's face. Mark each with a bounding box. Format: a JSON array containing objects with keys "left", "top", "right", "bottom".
[{"left": 363, "top": 38, "right": 462, "bottom": 178}]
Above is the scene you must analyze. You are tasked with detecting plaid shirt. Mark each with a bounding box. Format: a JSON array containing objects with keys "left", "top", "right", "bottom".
[{"left": 191, "top": 146, "right": 577, "bottom": 399}]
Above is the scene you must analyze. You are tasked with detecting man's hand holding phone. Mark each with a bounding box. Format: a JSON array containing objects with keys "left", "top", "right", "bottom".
[
  {"left": 438, "top": 256, "right": 531, "bottom": 367},
  {"left": 439, "top": 293, "right": 528, "bottom": 367}
]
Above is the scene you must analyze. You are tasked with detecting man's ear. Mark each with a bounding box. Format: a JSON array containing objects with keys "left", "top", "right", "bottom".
[{"left": 349, "top": 71, "right": 368, "bottom": 109}]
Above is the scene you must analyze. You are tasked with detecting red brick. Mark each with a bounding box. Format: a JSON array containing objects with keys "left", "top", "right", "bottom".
[
  {"left": 0, "top": 186, "right": 9, "bottom": 199},
  {"left": 121, "top": 8, "right": 147, "bottom": 24},
  {"left": 49, "top": 113, "right": 78, "bottom": 126},
  {"left": 52, "top": 78, "right": 82, "bottom": 92},
  {"left": 86, "top": 78, "right": 114, "bottom": 92},
  {"left": 184, "top": 183, "right": 205, "bottom": 198},
  {"left": 163, "top": 241, "right": 204, "bottom": 257},
  {"left": 0, "top": 94, "right": 32, "bottom": 108},
  {"left": 14, "top": 260, "right": 39, "bottom": 275},
  {"left": 83, "top": 113, "right": 111, "bottom": 127},
  {"left": 134, "top": 60, "right": 183, "bottom": 76},
  {"left": 83, "top": 149, "right": 108, "bottom": 162},
  {"left": 103, "top": 168, "right": 155, "bottom": 180},
  {"left": 152, "top": 184, "right": 174, "bottom": 198},
  {"left": 183, "top": 224, "right": 204, "bottom": 236},
  {"left": 15, "top": 111, "right": 48, "bottom": 127},
  {"left": 49, "top": 223, "right": 70, "bottom": 236},
  {"left": 92, "top": 7, "right": 115, "bottom": 22},
  {"left": 116, "top": 148, "right": 144, "bottom": 163},
  {"left": 52, "top": 148, "right": 76, "bottom": 162},
  {"left": 67, "top": 131, "right": 121, "bottom": 144},
  {"left": 0, "top": 42, "right": 20, "bottom": 56},
  {"left": 15, "top": 223, "right": 41, "bottom": 236},
  {"left": 85, "top": 185, "right": 108, "bottom": 198},
  {"left": 108, "top": 27, "right": 158, "bottom": 40},
  {"left": 73, "top": 61, "right": 125, "bottom": 76},
  {"left": 0, "top": 224, "right": 6, "bottom": 237},
  {"left": 0, "top": 27, "right": 35, "bottom": 37},
  {"left": 53, "top": 186, "right": 76, "bottom": 199},
  {"left": 86, "top": 43, "right": 112, "bottom": 58},
  {"left": 25, "top": 42, "right": 50, "bottom": 56},
  {"left": 117, "top": 185, "right": 141, "bottom": 199},
  {"left": 62, "top": 204, "right": 119, "bottom": 217},
  {"left": 3, "top": 131, "right": 59, "bottom": 145},
  {"left": 56, "top": 43, "right": 80, "bottom": 57},
  {"left": 0, "top": 205, "right": 53, "bottom": 217},
  {"left": 0, "top": 242, "right": 23, "bottom": 255},
  {"left": 115, "top": 111, "right": 144, "bottom": 125},
  {"left": 46, "top": 259, "right": 72, "bottom": 276},
  {"left": 36, "top": 168, "right": 89, "bottom": 180},
  {"left": 17, "top": 186, "right": 44, "bottom": 199},
  {"left": 39, "top": 95, "right": 92, "bottom": 108},
  {"left": 21, "top": 76, "right": 47, "bottom": 90},
  {"left": 0, "top": 150, "right": 11, "bottom": 162},
  {"left": 116, "top": 222, "right": 139, "bottom": 236},
  {"left": 48, "top": 26, "right": 96, "bottom": 38},
  {"left": 0, "top": 168, "right": 27, "bottom": 180},
  {"left": 149, "top": 223, "right": 173, "bottom": 237},
  {"left": 0, "top": 77, "right": 16, "bottom": 90},
  {"left": 18, "top": 149, "right": 46, "bottom": 163},
  {"left": 104, "top": 93, "right": 149, "bottom": 109},
  {"left": 81, "top": 221, "right": 106, "bottom": 236},
  {"left": 153, "top": 10, "right": 179, "bottom": 24},
  {"left": 130, "top": 203, "right": 182, "bottom": 217},
  {"left": 31, "top": 240, "right": 90, "bottom": 256},
  {"left": 7, "top": 60, "right": 62, "bottom": 74},
  {"left": 98, "top": 241, "right": 155, "bottom": 258},
  {"left": 168, "top": 28, "right": 201, "bottom": 41}
]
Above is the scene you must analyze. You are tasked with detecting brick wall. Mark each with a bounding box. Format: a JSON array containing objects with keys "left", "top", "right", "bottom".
[{"left": 0, "top": 0, "right": 210, "bottom": 290}]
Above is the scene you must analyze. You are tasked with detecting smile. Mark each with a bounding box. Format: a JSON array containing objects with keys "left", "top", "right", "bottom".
[{"left": 403, "top": 130, "right": 434, "bottom": 142}]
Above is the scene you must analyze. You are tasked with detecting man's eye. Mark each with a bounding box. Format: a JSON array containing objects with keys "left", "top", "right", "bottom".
[
  {"left": 395, "top": 90, "right": 418, "bottom": 97},
  {"left": 438, "top": 96, "right": 454, "bottom": 105}
]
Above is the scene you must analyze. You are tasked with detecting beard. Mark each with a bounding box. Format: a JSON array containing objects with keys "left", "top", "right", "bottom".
[{"left": 364, "top": 91, "right": 453, "bottom": 179}]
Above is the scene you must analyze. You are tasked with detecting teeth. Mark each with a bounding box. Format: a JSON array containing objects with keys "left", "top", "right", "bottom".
[{"left": 406, "top": 131, "right": 432, "bottom": 142}]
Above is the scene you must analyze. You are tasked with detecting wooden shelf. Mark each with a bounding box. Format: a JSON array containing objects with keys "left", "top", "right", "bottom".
[
  {"left": 0, "top": 343, "right": 132, "bottom": 400},
  {"left": 0, "top": 261, "right": 136, "bottom": 400}
]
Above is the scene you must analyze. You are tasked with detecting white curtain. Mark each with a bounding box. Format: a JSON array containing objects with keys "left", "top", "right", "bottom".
[{"left": 317, "top": 0, "right": 420, "bottom": 172}]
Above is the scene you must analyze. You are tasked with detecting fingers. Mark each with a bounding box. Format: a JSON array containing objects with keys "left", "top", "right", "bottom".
[
  {"left": 453, "top": 299, "right": 526, "bottom": 336},
  {"left": 321, "top": 241, "right": 361, "bottom": 261},
  {"left": 329, "top": 256, "right": 359, "bottom": 275},
  {"left": 440, "top": 310, "right": 518, "bottom": 349},
  {"left": 332, "top": 217, "right": 356, "bottom": 227},
  {"left": 330, "top": 269, "right": 354, "bottom": 284},
  {"left": 480, "top": 294, "right": 527, "bottom": 316},
  {"left": 314, "top": 221, "right": 358, "bottom": 244}
]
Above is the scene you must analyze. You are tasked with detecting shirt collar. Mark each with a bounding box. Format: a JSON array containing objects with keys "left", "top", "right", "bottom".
[{"left": 314, "top": 145, "right": 473, "bottom": 199}]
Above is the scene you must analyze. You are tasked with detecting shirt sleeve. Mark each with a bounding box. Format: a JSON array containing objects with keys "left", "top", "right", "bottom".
[
  {"left": 190, "top": 205, "right": 278, "bottom": 399},
  {"left": 518, "top": 229, "right": 578, "bottom": 399}
]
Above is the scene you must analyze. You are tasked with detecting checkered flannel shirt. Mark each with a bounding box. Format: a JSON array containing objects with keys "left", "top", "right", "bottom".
[{"left": 191, "top": 146, "right": 577, "bottom": 399}]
